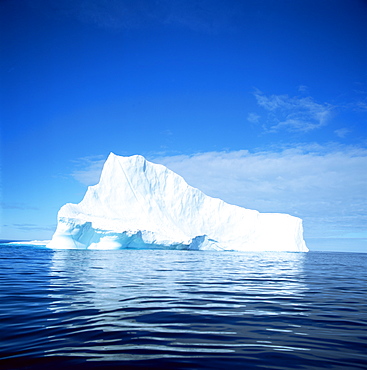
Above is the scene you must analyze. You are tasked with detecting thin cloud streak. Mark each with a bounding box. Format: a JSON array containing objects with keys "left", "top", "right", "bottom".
[
  {"left": 334, "top": 128, "right": 350, "bottom": 138},
  {"left": 254, "top": 91, "right": 334, "bottom": 132},
  {"left": 71, "top": 155, "right": 106, "bottom": 185},
  {"left": 0, "top": 202, "right": 39, "bottom": 210},
  {"left": 4, "top": 224, "right": 56, "bottom": 232},
  {"left": 247, "top": 112, "right": 260, "bottom": 124}
]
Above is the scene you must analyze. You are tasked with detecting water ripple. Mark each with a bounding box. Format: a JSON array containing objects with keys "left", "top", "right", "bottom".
[{"left": 0, "top": 247, "right": 366, "bottom": 369}]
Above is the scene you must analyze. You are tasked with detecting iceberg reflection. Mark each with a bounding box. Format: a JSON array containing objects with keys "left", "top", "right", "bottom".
[
  {"left": 48, "top": 250, "right": 307, "bottom": 311},
  {"left": 46, "top": 250, "right": 309, "bottom": 361}
]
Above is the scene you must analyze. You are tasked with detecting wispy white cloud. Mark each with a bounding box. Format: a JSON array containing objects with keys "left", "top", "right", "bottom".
[
  {"left": 0, "top": 202, "right": 38, "bottom": 210},
  {"left": 298, "top": 85, "right": 308, "bottom": 93},
  {"left": 254, "top": 91, "right": 334, "bottom": 132},
  {"left": 71, "top": 145, "right": 367, "bottom": 241},
  {"left": 4, "top": 223, "right": 56, "bottom": 232},
  {"left": 71, "top": 155, "right": 106, "bottom": 185},
  {"left": 247, "top": 112, "right": 260, "bottom": 124},
  {"left": 354, "top": 100, "right": 367, "bottom": 111},
  {"left": 334, "top": 128, "right": 350, "bottom": 138}
]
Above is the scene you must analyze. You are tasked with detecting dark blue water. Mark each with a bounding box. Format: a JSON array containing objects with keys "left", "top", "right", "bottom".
[{"left": 0, "top": 246, "right": 366, "bottom": 369}]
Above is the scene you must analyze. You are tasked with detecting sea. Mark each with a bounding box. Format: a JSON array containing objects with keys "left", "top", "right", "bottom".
[{"left": 0, "top": 244, "right": 366, "bottom": 370}]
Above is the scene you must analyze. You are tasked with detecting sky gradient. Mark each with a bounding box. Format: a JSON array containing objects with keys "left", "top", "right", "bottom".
[{"left": 1, "top": 0, "right": 366, "bottom": 252}]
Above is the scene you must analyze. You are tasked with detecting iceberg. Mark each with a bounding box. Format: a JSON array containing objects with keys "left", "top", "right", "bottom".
[{"left": 47, "top": 153, "right": 308, "bottom": 252}]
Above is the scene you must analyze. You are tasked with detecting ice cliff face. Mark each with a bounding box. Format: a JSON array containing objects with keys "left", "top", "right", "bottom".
[{"left": 47, "top": 153, "right": 308, "bottom": 252}]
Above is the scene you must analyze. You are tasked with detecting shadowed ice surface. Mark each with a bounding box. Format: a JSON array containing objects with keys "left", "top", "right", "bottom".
[{"left": 0, "top": 246, "right": 366, "bottom": 369}]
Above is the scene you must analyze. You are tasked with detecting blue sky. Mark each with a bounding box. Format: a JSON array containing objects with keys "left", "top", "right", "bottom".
[{"left": 1, "top": 0, "right": 366, "bottom": 252}]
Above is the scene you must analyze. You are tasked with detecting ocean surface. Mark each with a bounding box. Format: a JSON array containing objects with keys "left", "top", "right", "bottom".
[{"left": 0, "top": 245, "right": 366, "bottom": 370}]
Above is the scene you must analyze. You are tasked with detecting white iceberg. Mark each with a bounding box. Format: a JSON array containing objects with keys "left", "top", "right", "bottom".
[{"left": 47, "top": 153, "right": 308, "bottom": 252}]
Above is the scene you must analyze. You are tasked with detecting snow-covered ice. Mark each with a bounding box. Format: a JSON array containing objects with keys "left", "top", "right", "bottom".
[{"left": 47, "top": 153, "right": 308, "bottom": 252}]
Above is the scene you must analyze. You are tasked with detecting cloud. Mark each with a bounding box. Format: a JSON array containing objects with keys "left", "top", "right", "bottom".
[
  {"left": 334, "top": 128, "right": 350, "bottom": 138},
  {"left": 354, "top": 100, "right": 367, "bottom": 111},
  {"left": 254, "top": 91, "right": 333, "bottom": 132},
  {"left": 298, "top": 85, "right": 308, "bottom": 93},
  {"left": 247, "top": 112, "right": 260, "bottom": 124},
  {"left": 71, "top": 155, "right": 106, "bottom": 185},
  {"left": 71, "top": 145, "right": 367, "bottom": 240},
  {"left": 0, "top": 202, "right": 38, "bottom": 210},
  {"left": 5, "top": 224, "right": 56, "bottom": 232}
]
